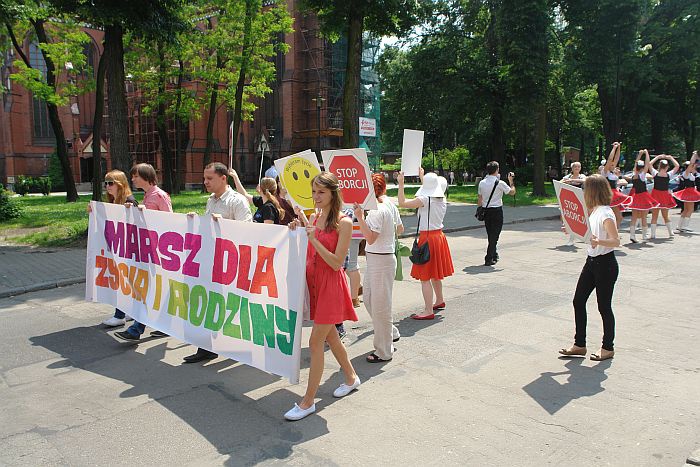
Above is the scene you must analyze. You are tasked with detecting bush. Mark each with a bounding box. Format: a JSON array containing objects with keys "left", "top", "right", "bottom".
[
  {"left": 14, "top": 175, "right": 52, "bottom": 196},
  {"left": 0, "top": 185, "right": 22, "bottom": 221}
]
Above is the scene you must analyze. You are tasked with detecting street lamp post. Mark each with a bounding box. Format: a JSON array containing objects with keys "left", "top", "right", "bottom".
[{"left": 312, "top": 92, "right": 325, "bottom": 159}]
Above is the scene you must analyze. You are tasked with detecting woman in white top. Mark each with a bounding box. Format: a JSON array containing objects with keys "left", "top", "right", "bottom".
[
  {"left": 648, "top": 155, "right": 679, "bottom": 238},
  {"left": 354, "top": 174, "right": 404, "bottom": 362},
  {"left": 398, "top": 168, "right": 454, "bottom": 320},
  {"left": 560, "top": 162, "right": 587, "bottom": 245},
  {"left": 672, "top": 151, "right": 700, "bottom": 232},
  {"left": 560, "top": 175, "right": 620, "bottom": 361}
]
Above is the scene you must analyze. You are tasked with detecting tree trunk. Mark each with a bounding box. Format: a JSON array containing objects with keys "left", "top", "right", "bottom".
[
  {"left": 342, "top": 10, "right": 363, "bottom": 149},
  {"left": 203, "top": 54, "right": 223, "bottom": 172},
  {"left": 650, "top": 115, "right": 663, "bottom": 154},
  {"left": 156, "top": 44, "right": 174, "bottom": 194},
  {"left": 532, "top": 102, "right": 546, "bottom": 196},
  {"left": 232, "top": 0, "right": 256, "bottom": 178},
  {"left": 490, "top": 102, "right": 505, "bottom": 164},
  {"left": 32, "top": 19, "right": 78, "bottom": 202},
  {"left": 597, "top": 86, "right": 621, "bottom": 153},
  {"left": 104, "top": 24, "right": 131, "bottom": 172},
  {"left": 92, "top": 46, "right": 108, "bottom": 201},
  {"left": 173, "top": 59, "right": 185, "bottom": 194}
]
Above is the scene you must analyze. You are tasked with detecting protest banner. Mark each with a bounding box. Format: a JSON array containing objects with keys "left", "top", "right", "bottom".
[
  {"left": 321, "top": 148, "right": 378, "bottom": 210},
  {"left": 85, "top": 202, "right": 308, "bottom": 383},
  {"left": 274, "top": 150, "right": 321, "bottom": 211},
  {"left": 401, "top": 129, "right": 424, "bottom": 176},
  {"left": 553, "top": 180, "right": 591, "bottom": 242}
]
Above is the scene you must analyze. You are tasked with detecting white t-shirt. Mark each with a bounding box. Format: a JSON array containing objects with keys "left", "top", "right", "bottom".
[
  {"left": 416, "top": 196, "right": 446, "bottom": 231},
  {"left": 562, "top": 173, "right": 586, "bottom": 184},
  {"left": 587, "top": 205, "right": 617, "bottom": 257},
  {"left": 478, "top": 175, "right": 512, "bottom": 208},
  {"left": 365, "top": 200, "right": 401, "bottom": 254}
]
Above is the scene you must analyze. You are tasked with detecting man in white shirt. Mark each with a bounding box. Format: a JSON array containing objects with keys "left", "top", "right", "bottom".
[
  {"left": 183, "top": 162, "right": 252, "bottom": 363},
  {"left": 477, "top": 161, "right": 516, "bottom": 266}
]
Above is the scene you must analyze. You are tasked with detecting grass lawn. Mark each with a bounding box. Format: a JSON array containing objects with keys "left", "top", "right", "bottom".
[{"left": 387, "top": 182, "right": 558, "bottom": 207}]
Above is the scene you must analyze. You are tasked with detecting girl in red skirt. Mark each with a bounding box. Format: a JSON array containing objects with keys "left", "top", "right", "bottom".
[
  {"left": 397, "top": 168, "right": 454, "bottom": 320},
  {"left": 284, "top": 172, "right": 360, "bottom": 421},
  {"left": 600, "top": 142, "right": 631, "bottom": 227},
  {"left": 673, "top": 151, "right": 700, "bottom": 232},
  {"left": 649, "top": 155, "right": 679, "bottom": 238},
  {"left": 626, "top": 149, "right": 659, "bottom": 243}
]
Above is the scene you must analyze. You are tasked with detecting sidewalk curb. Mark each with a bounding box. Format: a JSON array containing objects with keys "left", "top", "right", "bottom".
[
  {"left": 0, "top": 276, "right": 85, "bottom": 299},
  {"left": 398, "top": 214, "right": 560, "bottom": 239}
]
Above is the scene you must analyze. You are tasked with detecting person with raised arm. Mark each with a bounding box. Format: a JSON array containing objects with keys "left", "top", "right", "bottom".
[
  {"left": 229, "top": 169, "right": 284, "bottom": 225},
  {"left": 600, "top": 143, "right": 631, "bottom": 227},
  {"left": 625, "top": 149, "right": 659, "bottom": 243},
  {"left": 648, "top": 154, "right": 679, "bottom": 238},
  {"left": 673, "top": 151, "right": 700, "bottom": 232}
]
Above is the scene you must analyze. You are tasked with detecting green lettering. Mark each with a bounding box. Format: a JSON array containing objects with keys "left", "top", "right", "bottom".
[
  {"left": 189, "top": 285, "right": 207, "bottom": 326},
  {"left": 250, "top": 303, "right": 275, "bottom": 348},
  {"left": 222, "top": 293, "right": 242, "bottom": 338},
  {"left": 239, "top": 297, "right": 251, "bottom": 341},
  {"left": 275, "top": 307, "right": 297, "bottom": 356},
  {"left": 167, "top": 279, "right": 189, "bottom": 319},
  {"left": 204, "top": 292, "right": 226, "bottom": 332}
]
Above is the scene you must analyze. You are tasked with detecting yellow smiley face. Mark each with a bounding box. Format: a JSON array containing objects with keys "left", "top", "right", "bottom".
[{"left": 282, "top": 157, "right": 320, "bottom": 208}]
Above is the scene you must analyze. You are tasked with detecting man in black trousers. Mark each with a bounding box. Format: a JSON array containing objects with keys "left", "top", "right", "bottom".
[{"left": 477, "top": 161, "right": 516, "bottom": 266}]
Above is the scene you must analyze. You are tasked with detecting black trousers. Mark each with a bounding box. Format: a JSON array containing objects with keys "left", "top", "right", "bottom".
[
  {"left": 573, "top": 252, "right": 618, "bottom": 351},
  {"left": 483, "top": 207, "right": 504, "bottom": 261}
]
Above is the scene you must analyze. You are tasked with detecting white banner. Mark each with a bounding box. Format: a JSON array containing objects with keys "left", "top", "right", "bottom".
[
  {"left": 359, "top": 117, "right": 376, "bottom": 137},
  {"left": 85, "top": 202, "right": 308, "bottom": 383},
  {"left": 401, "top": 129, "right": 424, "bottom": 176}
]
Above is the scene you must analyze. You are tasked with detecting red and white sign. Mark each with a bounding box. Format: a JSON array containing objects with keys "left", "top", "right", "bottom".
[
  {"left": 553, "top": 180, "right": 591, "bottom": 242},
  {"left": 359, "top": 117, "right": 376, "bottom": 137},
  {"left": 321, "top": 148, "right": 378, "bottom": 210}
]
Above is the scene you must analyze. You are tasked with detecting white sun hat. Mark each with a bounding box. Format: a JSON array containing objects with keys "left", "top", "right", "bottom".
[
  {"left": 437, "top": 176, "right": 448, "bottom": 193},
  {"left": 415, "top": 172, "right": 445, "bottom": 198}
]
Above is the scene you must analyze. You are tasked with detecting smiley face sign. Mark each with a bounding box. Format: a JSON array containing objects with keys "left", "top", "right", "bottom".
[{"left": 274, "top": 150, "right": 321, "bottom": 210}]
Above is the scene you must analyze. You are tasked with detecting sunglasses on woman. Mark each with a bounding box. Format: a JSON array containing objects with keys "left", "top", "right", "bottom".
[{"left": 104, "top": 180, "right": 115, "bottom": 187}]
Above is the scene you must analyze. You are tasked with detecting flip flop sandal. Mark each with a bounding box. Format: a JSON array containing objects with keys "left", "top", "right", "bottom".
[
  {"left": 366, "top": 353, "right": 392, "bottom": 363},
  {"left": 590, "top": 351, "right": 614, "bottom": 361}
]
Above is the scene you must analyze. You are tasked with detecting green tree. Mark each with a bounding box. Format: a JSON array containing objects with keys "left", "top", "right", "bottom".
[{"left": 2, "top": 1, "right": 91, "bottom": 202}]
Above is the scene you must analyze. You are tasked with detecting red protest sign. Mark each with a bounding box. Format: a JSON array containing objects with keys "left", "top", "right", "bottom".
[
  {"left": 321, "top": 149, "right": 378, "bottom": 209},
  {"left": 553, "top": 180, "right": 591, "bottom": 241}
]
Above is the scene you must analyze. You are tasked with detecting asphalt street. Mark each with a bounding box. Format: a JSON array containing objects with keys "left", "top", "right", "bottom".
[{"left": 0, "top": 216, "right": 698, "bottom": 466}]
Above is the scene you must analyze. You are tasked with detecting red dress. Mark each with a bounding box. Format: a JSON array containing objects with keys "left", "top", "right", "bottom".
[{"left": 306, "top": 220, "right": 358, "bottom": 324}]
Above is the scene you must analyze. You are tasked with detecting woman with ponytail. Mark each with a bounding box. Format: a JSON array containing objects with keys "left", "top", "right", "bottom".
[{"left": 229, "top": 170, "right": 284, "bottom": 224}]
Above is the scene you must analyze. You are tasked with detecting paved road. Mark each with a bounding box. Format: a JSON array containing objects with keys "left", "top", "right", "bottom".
[{"left": 0, "top": 216, "right": 698, "bottom": 466}]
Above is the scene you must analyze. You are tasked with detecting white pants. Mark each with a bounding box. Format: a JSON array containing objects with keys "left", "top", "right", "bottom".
[{"left": 364, "top": 253, "right": 398, "bottom": 360}]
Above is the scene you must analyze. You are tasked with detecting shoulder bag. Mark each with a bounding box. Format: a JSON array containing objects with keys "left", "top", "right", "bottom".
[
  {"left": 475, "top": 181, "right": 498, "bottom": 221},
  {"left": 409, "top": 198, "right": 431, "bottom": 265}
]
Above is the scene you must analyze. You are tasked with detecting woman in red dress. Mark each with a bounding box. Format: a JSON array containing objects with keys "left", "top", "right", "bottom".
[
  {"left": 648, "top": 154, "right": 679, "bottom": 238},
  {"left": 284, "top": 172, "right": 360, "bottom": 421}
]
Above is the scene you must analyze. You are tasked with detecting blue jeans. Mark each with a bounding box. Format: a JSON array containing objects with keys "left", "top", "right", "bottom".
[
  {"left": 126, "top": 321, "right": 146, "bottom": 337},
  {"left": 114, "top": 308, "right": 125, "bottom": 319}
]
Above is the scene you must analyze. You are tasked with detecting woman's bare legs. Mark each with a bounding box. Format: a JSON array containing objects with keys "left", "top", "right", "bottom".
[{"left": 431, "top": 279, "right": 444, "bottom": 306}]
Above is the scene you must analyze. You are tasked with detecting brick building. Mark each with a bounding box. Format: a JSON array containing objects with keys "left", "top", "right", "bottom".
[{"left": 0, "top": 2, "right": 381, "bottom": 191}]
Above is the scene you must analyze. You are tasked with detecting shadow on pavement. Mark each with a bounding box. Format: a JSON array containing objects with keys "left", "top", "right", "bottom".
[
  {"left": 30, "top": 326, "right": 329, "bottom": 464},
  {"left": 462, "top": 265, "right": 502, "bottom": 275},
  {"left": 522, "top": 358, "right": 612, "bottom": 415}
]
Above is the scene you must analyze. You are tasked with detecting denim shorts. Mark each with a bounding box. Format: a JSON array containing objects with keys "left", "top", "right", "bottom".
[{"left": 343, "top": 238, "right": 361, "bottom": 271}]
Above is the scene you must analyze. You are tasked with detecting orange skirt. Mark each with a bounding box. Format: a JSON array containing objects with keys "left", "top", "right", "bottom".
[{"left": 410, "top": 230, "right": 454, "bottom": 281}]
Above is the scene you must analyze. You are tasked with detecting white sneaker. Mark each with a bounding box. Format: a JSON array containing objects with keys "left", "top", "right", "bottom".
[
  {"left": 284, "top": 403, "right": 316, "bottom": 421},
  {"left": 333, "top": 376, "right": 361, "bottom": 398},
  {"left": 102, "top": 317, "right": 126, "bottom": 327}
]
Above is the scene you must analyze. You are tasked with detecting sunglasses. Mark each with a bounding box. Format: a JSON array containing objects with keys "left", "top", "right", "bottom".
[{"left": 104, "top": 180, "right": 116, "bottom": 187}]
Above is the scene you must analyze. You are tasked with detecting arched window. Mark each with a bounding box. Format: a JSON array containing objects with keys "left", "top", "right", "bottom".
[
  {"left": 28, "top": 41, "right": 53, "bottom": 141},
  {"left": 77, "top": 40, "right": 98, "bottom": 134}
]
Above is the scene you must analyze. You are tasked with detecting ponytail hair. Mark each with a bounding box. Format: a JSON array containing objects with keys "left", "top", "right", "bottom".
[{"left": 259, "top": 177, "right": 285, "bottom": 221}]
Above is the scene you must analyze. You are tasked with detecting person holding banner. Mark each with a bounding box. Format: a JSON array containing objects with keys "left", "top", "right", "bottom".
[
  {"left": 600, "top": 143, "right": 631, "bottom": 227},
  {"left": 648, "top": 155, "right": 679, "bottom": 238},
  {"left": 274, "top": 176, "right": 297, "bottom": 225},
  {"left": 114, "top": 163, "right": 174, "bottom": 341},
  {"left": 560, "top": 174, "right": 620, "bottom": 361},
  {"left": 284, "top": 172, "right": 360, "bottom": 421},
  {"left": 228, "top": 169, "right": 284, "bottom": 225},
  {"left": 673, "top": 152, "right": 700, "bottom": 232},
  {"left": 626, "top": 149, "right": 659, "bottom": 243},
  {"left": 398, "top": 169, "right": 454, "bottom": 320},
  {"left": 477, "top": 162, "right": 516, "bottom": 266},
  {"left": 182, "top": 162, "right": 253, "bottom": 364},
  {"left": 560, "top": 162, "right": 587, "bottom": 246},
  {"left": 353, "top": 173, "right": 404, "bottom": 363},
  {"left": 92, "top": 170, "right": 138, "bottom": 328}
]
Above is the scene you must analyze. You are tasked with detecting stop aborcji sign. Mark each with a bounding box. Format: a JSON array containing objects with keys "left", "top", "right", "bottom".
[
  {"left": 553, "top": 180, "right": 591, "bottom": 242},
  {"left": 321, "top": 148, "right": 378, "bottom": 210}
]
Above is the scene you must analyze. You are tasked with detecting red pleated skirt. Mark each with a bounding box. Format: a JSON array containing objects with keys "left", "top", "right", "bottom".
[
  {"left": 672, "top": 188, "right": 700, "bottom": 202},
  {"left": 410, "top": 230, "right": 454, "bottom": 281},
  {"left": 650, "top": 189, "right": 677, "bottom": 209},
  {"left": 626, "top": 190, "right": 660, "bottom": 210},
  {"left": 610, "top": 190, "right": 632, "bottom": 208}
]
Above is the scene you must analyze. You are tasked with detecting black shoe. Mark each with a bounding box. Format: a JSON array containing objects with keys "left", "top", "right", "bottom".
[
  {"left": 335, "top": 323, "right": 346, "bottom": 339},
  {"left": 493, "top": 255, "right": 499, "bottom": 263},
  {"left": 183, "top": 349, "right": 218, "bottom": 364},
  {"left": 484, "top": 259, "right": 496, "bottom": 266},
  {"left": 393, "top": 337, "right": 400, "bottom": 343},
  {"left": 115, "top": 330, "right": 140, "bottom": 341},
  {"left": 150, "top": 330, "right": 168, "bottom": 337}
]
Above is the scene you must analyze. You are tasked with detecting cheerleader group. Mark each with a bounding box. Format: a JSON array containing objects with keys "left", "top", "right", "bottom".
[{"left": 563, "top": 144, "right": 700, "bottom": 244}]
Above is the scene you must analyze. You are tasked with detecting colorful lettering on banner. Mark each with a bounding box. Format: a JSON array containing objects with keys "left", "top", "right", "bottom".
[
  {"left": 85, "top": 202, "right": 308, "bottom": 383},
  {"left": 553, "top": 180, "right": 591, "bottom": 242},
  {"left": 321, "top": 148, "right": 378, "bottom": 210}
]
